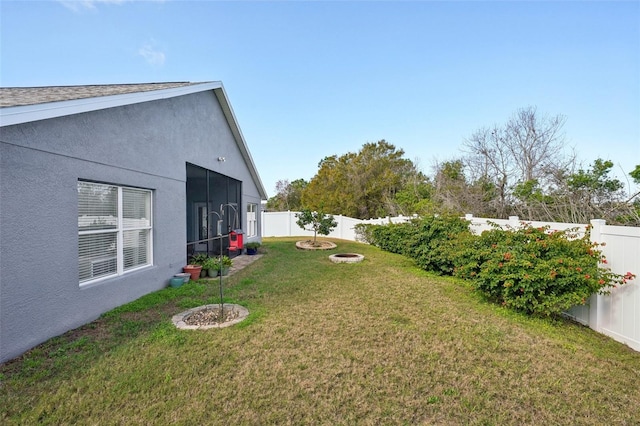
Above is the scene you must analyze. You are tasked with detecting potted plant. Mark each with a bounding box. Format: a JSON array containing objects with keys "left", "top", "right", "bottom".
[
  {"left": 218, "top": 255, "right": 233, "bottom": 276},
  {"left": 190, "top": 253, "right": 209, "bottom": 277},
  {"left": 245, "top": 242, "right": 261, "bottom": 255},
  {"left": 183, "top": 263, "right": 202, "bottom": 281},
  {"left": 202, "top": 257, "right": 218, "bottom": 277}
]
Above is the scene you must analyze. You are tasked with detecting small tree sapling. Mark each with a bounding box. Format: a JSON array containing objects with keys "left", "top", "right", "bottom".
[{"left": 295, "top": 208, "right": 338, "bottom": 246}]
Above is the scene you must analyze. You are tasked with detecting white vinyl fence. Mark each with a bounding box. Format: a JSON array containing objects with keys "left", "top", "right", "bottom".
[
  {"left": 261, "top": 210, "right": 414, "bottom": 241},
  {"left": 262, "top": 211, "right": 640, "bottom": 352}
]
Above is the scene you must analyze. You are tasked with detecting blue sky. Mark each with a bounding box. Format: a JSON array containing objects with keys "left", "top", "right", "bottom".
[{"left": 2, "top": 0, "right": 639, "bottom": 198}]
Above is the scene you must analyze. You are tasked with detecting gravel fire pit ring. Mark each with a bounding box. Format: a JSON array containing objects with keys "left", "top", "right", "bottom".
[
  {"left": 329, "top": 253, "right": 365, "bottom": 263},
  {"left": 172, "top": 304, "right": 249, "bottom": 330}
]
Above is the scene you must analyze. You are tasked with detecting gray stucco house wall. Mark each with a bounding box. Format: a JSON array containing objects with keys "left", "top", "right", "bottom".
[{"left": 0, "top": 82, "right": 267, "bottom": 362}]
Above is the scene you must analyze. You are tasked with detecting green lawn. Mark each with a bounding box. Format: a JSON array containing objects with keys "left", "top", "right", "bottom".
[{"left": 2, "top": 238, "right": 639, "bottom": 425}]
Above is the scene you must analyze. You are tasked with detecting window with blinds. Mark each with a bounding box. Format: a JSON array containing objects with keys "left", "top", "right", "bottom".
[
  {"left": 78, "top": 181, "right": 152, "bottom": 285},
  {"left": 246, "top": 203, "right": 257, "bottom": 237}
]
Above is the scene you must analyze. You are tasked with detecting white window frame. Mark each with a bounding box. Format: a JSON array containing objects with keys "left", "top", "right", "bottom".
[
  {"left": 78, "top": 181, "right": 153, "bottom": 286},
  {"left": 246, "top": 203, "right": 258, "bottom": 238}
]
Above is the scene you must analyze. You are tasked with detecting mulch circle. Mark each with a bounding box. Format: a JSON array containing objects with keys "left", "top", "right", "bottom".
[
  {"left": 295, "top": 240, "right": 337, "bottom": 250},
  {"left": 172, "top": 304, "right": 249, "bottom": 329}
]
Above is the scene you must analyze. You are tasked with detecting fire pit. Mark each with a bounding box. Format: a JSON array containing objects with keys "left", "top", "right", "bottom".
[{"left": 329, "top": 253, "right": 365, "bottom": 263}]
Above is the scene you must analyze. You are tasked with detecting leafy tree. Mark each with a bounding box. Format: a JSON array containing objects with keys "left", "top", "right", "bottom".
[
  {"left": 394, "top": 176, "right": 434, "bottom": 216},
  {"left": 295, "top": 208, "right": 337, "bottom": 246},
  {"left": 631, "top": 165, "right": 640, "bottom": 185},
  {"left": 629, "top": 165, "right": 640, "bottom": 204},
  {"left": 266, "top": 179, "right": 307, "bottom": 211},
  {"left": 302, "top": 140, "right": 427, "bottom": 219},
  {"left": 509, "top": 159, "right": 637, "bottom": 225},
  {"left": 566, "top": 159, "right": 623, "bottom": 204},
  {"left": 431, "top": 160, "right": 496, "bottom": 216}
]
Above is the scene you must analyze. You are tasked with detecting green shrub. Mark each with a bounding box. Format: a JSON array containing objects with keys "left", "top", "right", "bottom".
[
  {"left": 368, "top": 221, "right": 420, "bottom": 256},
  {"left": 362, "top": 215, "right": 472, "bottom": 274},
  {"left": 407, "top": 215, "right": 473, "bottom": 274},
  {"left": 453, "top": 224, "right": 634, "bottom": 316},
  {"left": 367, "top": 218, "right": 635, "bottom": 317}
]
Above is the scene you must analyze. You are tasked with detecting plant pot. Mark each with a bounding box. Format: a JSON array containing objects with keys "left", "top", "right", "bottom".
[
  {"left": 183, "top": 264, "right": 202, "bottom": 281},
  {"left": 220, "top": 266, "right": 230, "bottom": 276},
  {"left": 169, "top": 277, "right": 184, "bottom": 288},
  {"left": 174, "top": 273, "right": 191, "bottom": 283},
  {"left": 208, "top": 268, "right": 218, "bottom": 277},
  {"left": 246, "top": 248, "right": 257, "bottom": 255}
]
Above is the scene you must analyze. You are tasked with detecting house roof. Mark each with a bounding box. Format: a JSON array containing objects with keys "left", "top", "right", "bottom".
[
  {"left": 0, "top": 82, "right": 267, "bottom": 199},
  {"left": 0, "top": 82, "right": 200, "bottom": 107}
]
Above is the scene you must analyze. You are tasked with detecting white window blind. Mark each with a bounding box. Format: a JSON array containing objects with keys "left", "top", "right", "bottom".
[{"left": 78, "top": 181, "right": 152, "bottom": 285}]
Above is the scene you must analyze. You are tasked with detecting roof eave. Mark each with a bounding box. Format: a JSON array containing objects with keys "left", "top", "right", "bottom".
[{"left": 0, "top": 82, "right": 223, "bottom": 127}]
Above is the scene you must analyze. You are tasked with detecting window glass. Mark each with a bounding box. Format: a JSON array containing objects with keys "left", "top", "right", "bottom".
[
  {"left": 247, "top": 203, "right": 257, "bottom": 237},
  {"left": 78, "top": 182, "right": 117, "bottom": 231},
  {"left": 78, "top": 181, "right": 152, "bottom": 285}
]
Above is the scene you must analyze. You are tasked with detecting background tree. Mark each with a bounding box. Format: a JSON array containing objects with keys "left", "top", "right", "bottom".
[
  {"left": 266, "top": 179, "right": 308, "bottom": 211},
  {"left": 301, "top": 140, "right": 427, "bottom": 219},
  {"left": 462, "top": 107, "right": 568, "bottom": 218},
  {"left": 431, "top": 160, "right": 471, "bottom": 215},
  {"left": 556, "top": 159, "right": 634, "bottom": 224},
  {"left": 629, "top": 165, "right": 640, "bottom": 202},
  {"left": 268, "top": 117, "right": 639, "bottom": 225},
  {"left": 393, "top": 174, "right": 434, "bottom": 216}
]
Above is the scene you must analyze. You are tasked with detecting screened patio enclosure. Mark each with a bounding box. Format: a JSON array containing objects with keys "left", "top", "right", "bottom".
[{"left": 186, "top": 163, "right": 242, "bottom": 259}]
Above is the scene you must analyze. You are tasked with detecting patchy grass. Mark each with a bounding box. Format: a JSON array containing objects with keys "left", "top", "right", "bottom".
[{"left": 2, "top": 238, "right": 639, "bottom": 424}]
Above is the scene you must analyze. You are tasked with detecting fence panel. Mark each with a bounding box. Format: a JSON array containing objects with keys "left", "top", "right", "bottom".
[
  {"left": 595, "top": 223, "right": 640, "bottom": 351},
  {"left": 261, "top": 211, "right": 413, "bottom": 240},
  {"left": 262, "top": 211, "right": 295, "bottom": 237}
]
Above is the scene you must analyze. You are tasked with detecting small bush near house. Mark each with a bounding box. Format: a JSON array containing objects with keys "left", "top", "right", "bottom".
[{"left": 364, "top": 219, "right": 635, "bottom": 317}]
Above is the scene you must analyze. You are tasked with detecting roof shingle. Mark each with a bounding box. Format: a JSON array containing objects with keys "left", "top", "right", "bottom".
[{"left": 0, "top": 82, "right": 205, "bottom": 108}]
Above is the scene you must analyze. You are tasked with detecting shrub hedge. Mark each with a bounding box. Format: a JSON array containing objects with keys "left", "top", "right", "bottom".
[{"left": 358, "top": 218, "right": 635, "bottom": 316}]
